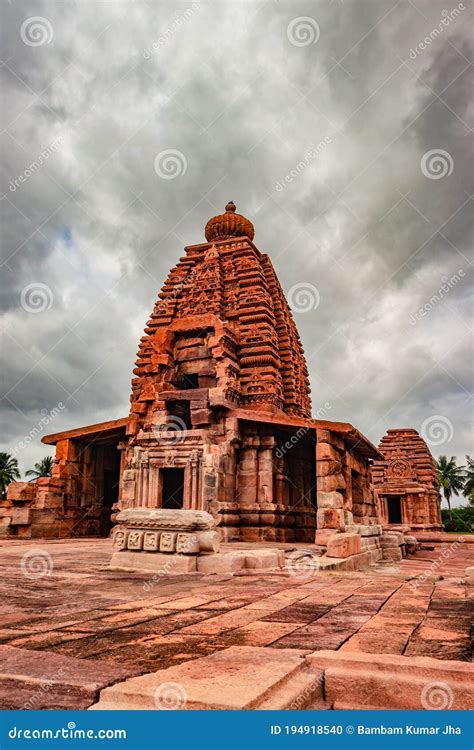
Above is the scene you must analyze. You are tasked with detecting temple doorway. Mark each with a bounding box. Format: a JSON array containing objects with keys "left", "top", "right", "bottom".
[
  {"left": 387, "top": 496, "right": 402, "bottom": 524},
  {"left": 161, "top": 468, "right": 185, "bottom": 510}
]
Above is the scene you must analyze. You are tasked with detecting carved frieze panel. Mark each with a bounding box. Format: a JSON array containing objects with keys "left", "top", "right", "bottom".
[
  {"left": 143, "top": 531, "right": 160, "bottom": 550},
  {"left": 127, "top": 530, "right": 144, "bottom": 550}
]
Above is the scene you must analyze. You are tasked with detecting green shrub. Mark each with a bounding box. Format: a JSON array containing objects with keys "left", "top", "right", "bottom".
[{"left": 441, "top": 505, "right": 474, "bottom": 533}]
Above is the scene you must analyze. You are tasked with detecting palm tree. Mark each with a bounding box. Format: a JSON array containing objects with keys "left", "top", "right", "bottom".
[
  {"left": 464, "top": 455, "right": 474, "bottom": 506},
  {"left": 26, "top": 456, "right": 53, "bottom": 480},
  {"left": 0, "top": 452, "right": 21, "bottom": 499},
  {"left": 436, "top": 455, "right": 465, "bottom": 518}
]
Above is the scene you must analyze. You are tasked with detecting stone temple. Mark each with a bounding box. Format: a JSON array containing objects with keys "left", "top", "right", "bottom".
[
  {"left": 1, "top": 203, "right": 440, "bottom": 550},
  {"left": 372, "top": 428, "right": 442, "bottom": 532}
]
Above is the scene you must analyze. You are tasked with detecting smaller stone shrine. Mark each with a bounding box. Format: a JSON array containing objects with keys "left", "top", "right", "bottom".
[{"left": 371, "top": 428, "right": 442, "bottom": 532}]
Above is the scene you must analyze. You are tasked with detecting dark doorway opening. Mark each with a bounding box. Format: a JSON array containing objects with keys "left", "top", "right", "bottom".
[
  {"left": 387, "top": 496, "right": 402, "bottom": 524},
  {"left": 100, "top": 446, "right": 120, "bottom": 536},
  {"left": 162, "top": 468, "right": 185, "bottom": 510}
]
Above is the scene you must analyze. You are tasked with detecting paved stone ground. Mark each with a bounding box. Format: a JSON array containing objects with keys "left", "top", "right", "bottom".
[{"left": 0, "top": 538, "right": 472, "bottom": 709}]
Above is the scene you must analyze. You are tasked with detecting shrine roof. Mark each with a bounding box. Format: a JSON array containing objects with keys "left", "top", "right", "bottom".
[
  {"left": 237, "top": 410, "right": 383, "bottom": 460},
  {"left": 42, "top": 417, "right": 128, "bottom": 445}
]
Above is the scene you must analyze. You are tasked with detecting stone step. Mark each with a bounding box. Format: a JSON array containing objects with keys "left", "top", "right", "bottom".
[
  {"left": 90, "top": 646, "right": 311, "bottom": 710},
  {"left": 90, "top": 644, "right": 473, "bottom": 711},
  {"left": 0, "top": 645, "right": 143, "bottom": 710},
  {"left": 307, "top": 650, "right": 473, "bottom": 710}
]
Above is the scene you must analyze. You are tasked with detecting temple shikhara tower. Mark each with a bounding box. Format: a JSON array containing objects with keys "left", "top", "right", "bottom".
[
  {"left": 122, "top": 200, "right": 316, "bottom": 543},
  {"left": 1, "top": 203, "right": 439, "bottom": 550},
  {"left": 372, "top": 428, "right": 442, "bottom": 531}
]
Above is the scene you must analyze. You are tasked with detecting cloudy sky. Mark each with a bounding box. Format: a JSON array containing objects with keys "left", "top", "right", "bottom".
[{"left": 1, "top": 0, "right": 472, "bottom": 502}]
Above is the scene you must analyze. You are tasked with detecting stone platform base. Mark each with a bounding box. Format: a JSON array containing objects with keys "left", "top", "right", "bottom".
[
  {"left": 110, "top": 545, "right": 381, "bottom": 576},
  {"left": 90, "top": 645, "right": 473, "bottom": 711},
  {"left": 110, "top": 547, "right": 287, "bottom": 575}
]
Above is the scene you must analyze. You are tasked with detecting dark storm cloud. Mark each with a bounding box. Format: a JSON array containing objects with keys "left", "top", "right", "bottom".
[{"left": 0, "top": 0, "right": 472, "bottom": 499}]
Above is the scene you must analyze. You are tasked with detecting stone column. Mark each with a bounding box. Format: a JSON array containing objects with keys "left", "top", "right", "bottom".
[
  {"left": 147, "top": 464, "right": 159, "bottom": 508},
  {"left": 189, "top": 451, "right": 200, "bottom": 509},
  {"left": 257, "top": 438, "right": 275, "bottom": 506},
  {"left": 237, "top": 440, "right": 259, "bottom": 506}
]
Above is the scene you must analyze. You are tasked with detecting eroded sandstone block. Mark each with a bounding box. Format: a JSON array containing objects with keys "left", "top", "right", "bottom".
[
  {"left": 326, "top": 532, "right": 361, "bottom": 559},
  {"left": 316, "top": 508, "right": 345, "bottom": 530},
  {"left": 318, "top": 491, "right": 344, "bottom": 509}
]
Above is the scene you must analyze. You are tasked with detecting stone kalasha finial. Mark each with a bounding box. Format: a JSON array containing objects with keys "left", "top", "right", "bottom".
[{"left": 205, "top": 201, "right": 255, "bottom": 242}]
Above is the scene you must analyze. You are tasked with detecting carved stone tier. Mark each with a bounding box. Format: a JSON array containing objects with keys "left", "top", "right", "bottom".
[{"left": 112, "top": 509, "right": 220, "bottom": 555}]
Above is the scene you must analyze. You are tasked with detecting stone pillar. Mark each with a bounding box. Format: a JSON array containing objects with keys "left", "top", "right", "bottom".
[
  {"left": 148, "top": 464, "right": 159, "bottom": 508},
  {"left": 237, "top": 440, "right": 259, "bottom": 506},
  {"left": 404, "top": 494, "right": 413, "bottom": 525},
  {"left": 257, "top": 438, "right": 275, "bottom": 506},
  {"left": 189, "top": 451, "right": 200, "bottom": 509}
]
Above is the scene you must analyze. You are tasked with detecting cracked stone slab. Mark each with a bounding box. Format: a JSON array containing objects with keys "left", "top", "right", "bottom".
[
  {"left": 89, "top": 645, "right": 311, "bottom": 710},
  {"left": 0, "top": 645, "right": 144, "bottom": 710}
]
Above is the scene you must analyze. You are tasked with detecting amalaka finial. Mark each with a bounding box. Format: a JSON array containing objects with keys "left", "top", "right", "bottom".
[{"left": 205, "top": 201, "right": 254, "bottom": 242}]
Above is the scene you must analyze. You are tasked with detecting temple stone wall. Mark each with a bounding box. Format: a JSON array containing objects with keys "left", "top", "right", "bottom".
[{"left": 315, "top": 428, "right": 377, "bottom": 535}]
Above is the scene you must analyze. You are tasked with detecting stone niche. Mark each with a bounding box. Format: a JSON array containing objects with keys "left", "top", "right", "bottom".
[{"left": 110, "top": 508, "right": 220, "bottom": 573}]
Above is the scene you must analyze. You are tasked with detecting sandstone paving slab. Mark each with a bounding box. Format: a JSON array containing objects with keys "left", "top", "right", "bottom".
[
  {"left": 269, "top": 623, "right": 359, "bottom": 651},
  {"left": 0, "top": 644, "right": 144, "bottom": 710},
  {"left": 175, "top": 606, "right": 268, "bottom": 636},
  {"left": 59, "top": 609, "right": 179, "bottom": 633},
  {"left": 340, "top": 631, "right": 413, "bottom": 655},
  {"left": 259, "top": 603, "right": 331, "bottom": 624},
  {"left": 0, "top": 538, "right": 471, "bottom": 707},
  {"left": 404, "top": 632, "right": 471, "bottom": 661},
  {"left": 83, "top": 636, "right": 226, "bottom": 672},
  {"left": 5, "top": 630, "right": 95, "bottom": 650},
  {"left": 205, "top": 620, "right": 306, "bottom": 648},
  {"left": 89, "top": 646, "right": 311, "bottom": 710},
  {"left": 46, "top": 610, "right": 231, "bottom": 659}
]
